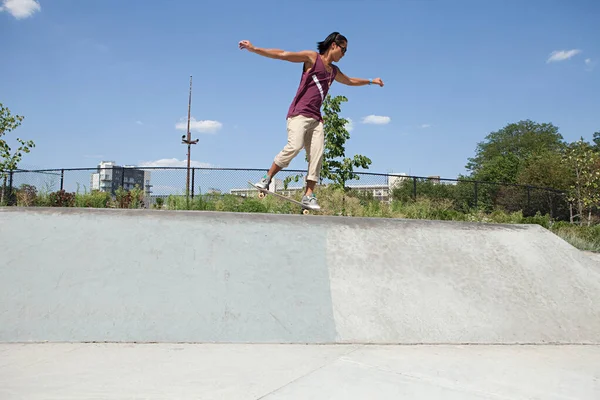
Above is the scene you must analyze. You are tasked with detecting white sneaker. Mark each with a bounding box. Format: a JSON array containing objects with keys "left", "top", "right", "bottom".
[
  {"left": 301, "top": 194, "right": 320, "bottom": 210},
  {"left": 255, "top": 175, "right": 271, "bottom": 190}
]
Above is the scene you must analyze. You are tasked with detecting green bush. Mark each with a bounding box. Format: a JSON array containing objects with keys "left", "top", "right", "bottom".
[
  {"left": 16, "top": 184, "right": 37, "bottom": 206},
  {"left": 48, "top": 190, "right": 75, "bottom": 207},
  {"left": 550, "top": 222, "right": 600, "bottom": 252},
  {"left": 75, "top": 190, "right": 112, "bottom": 208}
]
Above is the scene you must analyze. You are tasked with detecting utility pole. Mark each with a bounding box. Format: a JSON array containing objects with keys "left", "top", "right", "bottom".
[{"left": 181, "top": 75, "right": 198, "bottom": 204}]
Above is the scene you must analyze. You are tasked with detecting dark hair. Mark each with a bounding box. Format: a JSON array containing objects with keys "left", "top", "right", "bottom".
[{"left": 317, "top": 32, "right": 347, "bottom": 54}]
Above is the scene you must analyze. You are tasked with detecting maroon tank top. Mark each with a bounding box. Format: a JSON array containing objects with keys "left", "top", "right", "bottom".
[{"left": 286, "top": 52, "right": 338, "bottom": 122}]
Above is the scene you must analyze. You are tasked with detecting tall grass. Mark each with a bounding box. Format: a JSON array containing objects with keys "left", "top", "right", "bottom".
[{"left": 549, "top": 222, "right": 600, "bottom": 252}]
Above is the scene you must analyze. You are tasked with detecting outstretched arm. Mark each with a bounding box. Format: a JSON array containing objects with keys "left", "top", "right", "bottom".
[
  {"left": 335, "top": 69, "right": 384, "bottom": 87},
  {"left": 239, "top": 40, "right": 315, "bottom": 64}
]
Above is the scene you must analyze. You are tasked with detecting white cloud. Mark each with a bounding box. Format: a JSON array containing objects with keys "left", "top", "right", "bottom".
[
  {"left": 138, "top": 158, "right": 213, "bottom": 168},
  {"left": 175, "top": 117, "right": 222, "bottom": 134},
  {"left": 0, "top": 0, "right": 40, "bottom": 19},
  {"left": 585, "top": 58, "right": 596, "bottom": 71},
  {"left": 362, "top": 115, "right": 391, "bottom": 125},
  {"left": 344, "top": 118, "right": 354, "bottom": 132},
  {"left": 135, "top": 120, "right": 143, "bottom": 125},
  {"left": 546, "top": 49, "right": 581, "bottom": 63},
  {"left": 420, "top": 124, "right": 431, "bottom": 129}
]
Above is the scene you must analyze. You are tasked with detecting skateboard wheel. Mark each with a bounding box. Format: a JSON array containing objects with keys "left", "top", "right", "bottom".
[
  {"left": 258, "top": 192, "right": 265, "bottom": 199},
  {"left": 302, "top": 209, "right": 310, "bottom": 215}
]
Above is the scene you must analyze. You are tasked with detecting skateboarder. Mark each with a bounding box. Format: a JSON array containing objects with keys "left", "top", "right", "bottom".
[{"left": 238, "top": 32, "right": 384, "bottom": 210}]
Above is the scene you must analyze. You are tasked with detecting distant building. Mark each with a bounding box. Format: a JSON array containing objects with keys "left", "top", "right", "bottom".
[
  {"left": 427, "top": 175, "right": 441, "bottom": 184},
  {"left": 90, "top": 161, "right": 152, "bottom": 197}
]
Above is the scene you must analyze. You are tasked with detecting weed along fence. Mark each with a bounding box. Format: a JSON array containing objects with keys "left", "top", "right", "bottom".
[{"left": 1, "top": 166, "right": 569, "bottom": 220}]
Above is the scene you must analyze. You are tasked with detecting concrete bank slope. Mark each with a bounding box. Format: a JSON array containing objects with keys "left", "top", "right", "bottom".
[{"left": 1, "top": 207, "right": 599, "bottom": 344}]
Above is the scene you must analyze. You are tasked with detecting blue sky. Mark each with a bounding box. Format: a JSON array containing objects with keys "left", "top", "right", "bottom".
[{"left": 2, "top": 0, "right": 599, "bottom": 180}]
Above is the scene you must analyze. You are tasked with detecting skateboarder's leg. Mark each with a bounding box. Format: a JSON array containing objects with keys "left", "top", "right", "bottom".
[
  {"left": 304, "top": 121, "right": 324, "bottom": 195},
  {"left": 301, "top": 121, "right": 324, "bottom": 210},
  {"left": 255, "top": 116, "right": 313, "bottom": 189},
  {"left": 266, "top": 162, "right": 283, "bottom": 178}
]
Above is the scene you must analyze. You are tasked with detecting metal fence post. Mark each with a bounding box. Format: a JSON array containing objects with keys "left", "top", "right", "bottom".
[
  {"left": 191, "top": 168, "right": 195, "bottom": 199},
  {"left": 474, "top": 181, "right": 478, "bottom": 209},
  {"left": 413, "top": 177, "right": 417, "bottom": 200},
  {"left": 60, "top": 169, "right": 64, "bottom": 191},
  {"left": 9, "top": 170, "right": 14, "bottom": 204}
]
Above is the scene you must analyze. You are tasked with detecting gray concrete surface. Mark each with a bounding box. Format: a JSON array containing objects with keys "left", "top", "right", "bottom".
[
  {"left": 584, "top": 250, "right": 600, "bottom": 263},
  {"left": 0, "top": 207, "right": 337, "bottom": 343},
  {"left": 2, "top": 207, "right": 600, "bottom": 399},
  {"left": 1, "top": 343, "right": 599, "bottom": 399},
  {"left": 2, "top": 207, "right": 600, "bottom": 344},
  {"left": 328, "top": 220, "right": 600, "bottom": 344}
]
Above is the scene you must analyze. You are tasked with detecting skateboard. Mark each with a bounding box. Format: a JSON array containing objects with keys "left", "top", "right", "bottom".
[{"left": 247, "top": 181, "right": 318, "bottom": 215}]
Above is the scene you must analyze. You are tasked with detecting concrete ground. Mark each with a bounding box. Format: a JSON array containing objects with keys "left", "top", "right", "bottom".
[
  {"left": 584, "top": 250, "right": 600, "bottom": 263},
  {"left": 3, "top": 208, "right": 600, "bottom": 345},
  {"left": 2, "top": 343, "right": 599, "bottom": 399},
  {"left": 2, "top": 209, "right": 600, "bottom": 398}
]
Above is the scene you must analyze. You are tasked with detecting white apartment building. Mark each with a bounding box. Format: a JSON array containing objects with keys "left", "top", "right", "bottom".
[{"left": 90, "top": 161, "right": 152, "bottom": 197}]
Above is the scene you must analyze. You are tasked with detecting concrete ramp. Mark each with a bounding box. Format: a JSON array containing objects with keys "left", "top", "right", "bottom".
[{"left": 1, "top": 207, "right": 599, "bottom": 344}]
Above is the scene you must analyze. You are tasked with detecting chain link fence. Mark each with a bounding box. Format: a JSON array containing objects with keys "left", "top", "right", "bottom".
[{"left": 0, "top": 166, "right": 570, "bottom": 220}]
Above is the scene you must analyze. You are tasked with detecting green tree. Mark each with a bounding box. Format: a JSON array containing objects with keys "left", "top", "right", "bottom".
[
  {"left": 563, "top": 138, "right": 600, "bottom": 225},
  {"left": 1, "top": 102, "right": 36, "bottom": 204},
  {"left": 460, "top": 120, "right": 567, "bottom": 215},
  {"left": 593, "top": 131, "right": 600, "bottom": 152},
  {"left": 466, "top": 120, "right": 566, "bottom": 183},
  {"left": 511, "top": 150, "right": 573, "bottom": 219},
  {"left": 320, "top": 94, "right": 371, "bottom": 189},
  {"left": 518, "top": 150, "right": 572, "bottom": 190}
]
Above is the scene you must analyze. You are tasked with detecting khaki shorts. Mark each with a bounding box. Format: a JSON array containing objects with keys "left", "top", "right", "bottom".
[{"left": 274, "top": 115, "right": 324, "bottom": 182}]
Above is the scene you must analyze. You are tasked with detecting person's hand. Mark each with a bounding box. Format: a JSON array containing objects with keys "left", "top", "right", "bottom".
[
  {"left": 238, "top": 40, "right": 255, "bottom": 52},
  {"left": 372, "top": 78, "right": 384, "bottom": 87}
]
